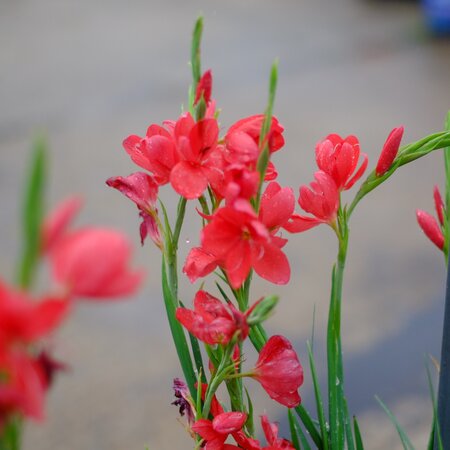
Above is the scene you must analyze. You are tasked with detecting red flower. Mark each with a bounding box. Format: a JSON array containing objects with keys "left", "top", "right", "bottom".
[
  {"left": 284, "top": 171, "right": 339, "bottom": 233},
  {"left": 315, "top": 134, "right": 368, "bottom": 191},
  {"left": 0, "top": 280, "right": 68, "bottom": 348},
  {"left": 0, "top": 351, "right": 46, "bottom": 429},
  {"left": 42, "top": 196, "right": 83, "bottom": 253},
  {"left": 195, "top": 70, "right": 213, "bottom": 105},
  {"left": 169, "top": 114, "right": 221, "bottom": 199},
  {"left": 251, "top": 335, "right": 303, "bottom": 408},
  {"left": 220, "top": 164, "right": 260, "bottom": 205},
  {"left": 106, "top": 172, "right": 162, "bottom": 247},
  {"left": 187, "top": 200, "right": 290, "bottom": 288},
  {"left": 183, "top": 247, "right": 218, "bottom": 284},
  {"left": 260, "top": 415, "right": 295, "bottom": 449},
  {"left": 434, "top": 185, "right": 445, "bottom": 226},
  {"left": 50, "top": 228, "right": 144, "bottom": 299},
  {"left": 176, "top": 290, "right": 249, "bottom": 345},
  {"left": 417, "top": 210, "right": 445, "bottom": 250},
  {"left": 259, "top": 182, "right": 295, "bottom": 232},
  {"left": 123, "top": 121, "right": 179, "bottom": 185},
  {"left": 225, "top": 115, "right": 284, "bottom": 160},
  {"left": 416, "top": 186, "right": 446, "bottom": 251},
  {"left": 375, "top": 126, "right": 404, "bottom": 177},
  {"left": 192, "top": 411, "right": 247, "bottom": 450}
]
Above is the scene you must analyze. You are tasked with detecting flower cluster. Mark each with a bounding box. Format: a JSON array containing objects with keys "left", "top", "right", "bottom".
[{"left": 0, "top": 197, "right": 142, "bottom": 431}]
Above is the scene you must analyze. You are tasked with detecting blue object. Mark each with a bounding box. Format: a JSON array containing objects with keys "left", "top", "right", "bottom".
[{"left": 423, "top": 0, "right": 450, "bottom": 34}]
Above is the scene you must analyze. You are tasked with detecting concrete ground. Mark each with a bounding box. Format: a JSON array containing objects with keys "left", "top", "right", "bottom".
[{"left": 1, "top": 0, "right": 450, "bottom": 448}]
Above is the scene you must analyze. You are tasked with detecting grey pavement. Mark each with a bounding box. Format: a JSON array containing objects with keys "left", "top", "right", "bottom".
[{"left": 1, "top": 0, "right": 450, "bottom": 448}]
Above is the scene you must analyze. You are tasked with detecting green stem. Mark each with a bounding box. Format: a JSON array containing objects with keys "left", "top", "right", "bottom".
[
  {"left": 327, "top": 219, "right": 348, "bottom": 450},
  {"left": 202, "top": 344, "right": 233, "bottom": 418}
]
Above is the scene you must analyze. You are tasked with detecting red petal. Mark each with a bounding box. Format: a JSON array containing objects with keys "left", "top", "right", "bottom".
[
  {"left": 170, "top": 161, "right": 208, "bottom": 199},
  {"left": 252, "top": 243, "right": 290, "bottom": 285},
  {"left": 344, "top": 153, "right": 368, "bottom": 190},
  {"left": 416, "top": 209, "right": 445, "bottom": 250},
  {"left": 183, "top": 247, "right": 218, "bottom": 283},
  {"left": 212, "top": 412, "right": 247, "bottom": 434},
  {"left": 283, "top": 214, "right": 322, "bottom": 233}
]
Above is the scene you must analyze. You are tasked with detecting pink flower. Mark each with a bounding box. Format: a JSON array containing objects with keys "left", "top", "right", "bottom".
[
  {"left": 187, "top": 200, "right": 290, "bottom": 288},
  {"left": 315, "top": 133, "right": 368, "bottom": 191},
  {"left": 375, "top": 126, "right": 404, "bottom": 177},
  {"left": 106, "top": 172, "right": 162, "bottom": 247},
  {"left": 42, "top": 196, "right": 83, "bottom": 253},
  {"left": 176, "top": 290, "right": 250, "bottom": 345},
  {"left": 0, "top": 280, "right": 69, "bottom": 348},
  {"left": 251, "top": 335, "right": 303, "bottom": 408},
  {"left": 221, "top": 164, "right": 260, "bottom": 205},
  {"left": 192, "top": 411, "right": 247, "bottom": 450},
  {"left": 284, "top": 171, "right": 339, "bottom": 233},
  {"left": 50, "top": 228, "right": 144, "bottom": 299}
]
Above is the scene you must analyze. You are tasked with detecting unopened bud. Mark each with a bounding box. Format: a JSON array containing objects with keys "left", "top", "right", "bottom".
[
  {"left": 375, "top": 126, "right": 404, "bottom": 177},
  {"left": 247, "top": 295, "right": 278, "bottom": 326}
]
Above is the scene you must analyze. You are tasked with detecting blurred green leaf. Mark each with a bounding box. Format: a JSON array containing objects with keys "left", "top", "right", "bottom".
[{"left": 17, "top": 135, "right": 47, "bottom": 289}]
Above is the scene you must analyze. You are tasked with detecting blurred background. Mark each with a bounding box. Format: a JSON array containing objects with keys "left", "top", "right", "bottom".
[{"left": 1, "top": 0, "right": 450, "bottom": 448}]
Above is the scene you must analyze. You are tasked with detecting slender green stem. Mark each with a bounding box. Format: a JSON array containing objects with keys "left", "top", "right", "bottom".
[{"left": 202, "top": 344, "right": 233, "bottom": 417}]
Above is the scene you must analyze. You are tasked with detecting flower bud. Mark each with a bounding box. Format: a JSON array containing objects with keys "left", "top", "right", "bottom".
[
  {"left": 247, "top": 295, "right": 279, "bottom": 326},
  {"left": 375, "top": 126, "right": 404, "bottom": 177}
]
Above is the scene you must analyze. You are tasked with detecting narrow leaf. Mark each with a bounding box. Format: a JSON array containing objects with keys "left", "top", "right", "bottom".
[
  {"left": 17, "top": 136, "right": 47, "bottom": 289},
  {"left": 353, "top": 416, "right": 364, "bottom": 450},
  {"left": 375, "top": 395, "right": 415, "bottom": 450},
  {"left": 307, "top": 341, "right": 329, "bottom": 450}
]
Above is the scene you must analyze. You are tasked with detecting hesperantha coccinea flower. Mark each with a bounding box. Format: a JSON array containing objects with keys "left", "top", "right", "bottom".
[
  {"left": 315, "top": 133, "right": 368, "bottom": 191},
  {"left": 184, "top": 199, "right": 291, "bottom": 289},
  {"left": 105, "top": 17, "right": 450, "bottom": 450},
  {"left": 416, "top": 185, "right": 447, "bottom": 252}
]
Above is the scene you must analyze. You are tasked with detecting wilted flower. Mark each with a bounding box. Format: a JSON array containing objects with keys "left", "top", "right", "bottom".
[{"left": 172, "top": 378, "right": 195, "bottom": 426}]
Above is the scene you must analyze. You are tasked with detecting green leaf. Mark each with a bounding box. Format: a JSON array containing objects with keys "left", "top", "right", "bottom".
[
  {"left": 353, "top": 416, "right": 364, "bottom": 450},
  {"left": 288, "top": 409, "right": 302, "bottom": 450},
  {"left": 425, "top": 362, "right": 443, "bottom": 450},
  {"left": 191, "top": 17, "right": 203, "bottom": 85},
  {"left": 294, "top": 404, "right": 323, "bottom": 449},
  {"left": 161, "top": 259, "right": 197, "bottom": 397},
  {"left": 16, "top": 136, "right": 47, "bottom": 289},
  {"left": 375, "top": 395, "right": 415, "bottom": 450},
  {"left": 244, "top": 388, "right": 255, "bottom": 436},
  {"left": 343, "top": 397, "right": 355, "bottom": 450},
  {"left": 256, "top": 61, "right": 278, "bottom": 209},
  {"left": 290, "top": 408, "right": 313, "bottom": 450},
  {"left": 307, "top": 341, "right": 329, "bottom": 450}
]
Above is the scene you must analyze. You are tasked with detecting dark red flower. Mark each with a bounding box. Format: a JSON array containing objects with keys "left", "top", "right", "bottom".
[
  {"left": 176, "top": 290, "right": 249, "bottom": 345},
  {"left": 284, "top": 171, "right": 339, "bottom": 233},
  {"left": 375, "top": 126, "right": 404, "bottom": 177},
  {"left": 251, "top": 335, "right": 303, "bottom": 408},
  {"left": 172, "top": 378, "right": 195, "bottom": 426},
  {"left": 315, "top": 133, "right": 368, "bottom": 191}
]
